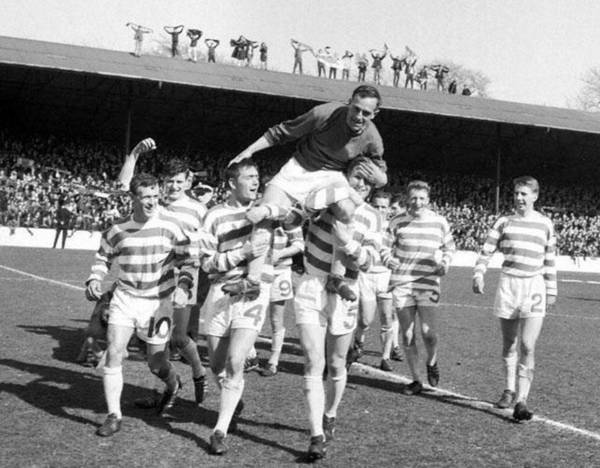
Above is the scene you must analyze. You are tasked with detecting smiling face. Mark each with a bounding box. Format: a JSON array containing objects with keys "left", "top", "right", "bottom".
[
  {"left": 513, "top": 184, "right": 537, "bottom": 215},
  {"left": 164, "top": 171, "right": 191, "bottom": 202},
  {"left": 229, "top": 164, "right": 260, "bottom": 204},
  {"left": 347, "top": 165, "right": 374, "bottom": 201},
  {"left": 132, "top": 184, "right": 159, "bottom": 222},
  {"left": 407, "top": 188, "right": 430, "bottom": 217},
  {"left": 371, "top": 195, "right": 390, "bottom": 218},
  {"left": 345, "top": 95, "right": 379, "bottom": 134}
]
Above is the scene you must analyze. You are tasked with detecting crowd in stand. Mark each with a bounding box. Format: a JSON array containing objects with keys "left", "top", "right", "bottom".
[{"left": 1, "top": 132, "right": 599, "bottom": 258}]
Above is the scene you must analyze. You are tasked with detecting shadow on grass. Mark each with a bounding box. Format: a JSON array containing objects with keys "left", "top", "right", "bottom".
[
  {"left": 0, "top": 357, "right": 307, "bottom": 455},
  {"left": 18, "top": 324, "right": 85, "bottom": 364}
]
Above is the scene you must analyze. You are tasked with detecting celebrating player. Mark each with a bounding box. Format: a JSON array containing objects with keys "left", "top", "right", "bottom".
[
  {"left": 473, "top": 176, "right": 557, "bottom": 421},
  {"left": 347, "top": 190, "right": 403, "bottom": 371},
  {"left": 199, "top": 160, "right": 272, "bottom": 455},
  {"left": 260, "top": 222, "right": 305, "bottom": 376},
  {"left": 118, "top": 140, "right": 209, "bottom": 407},
  {"left": 381, "top": 181, "right": 455, "bottom": 395},
  {"left": 294, "top": 156, "right": 380, "bottom": 461},
  {"left": 225, "top": 85, "right": 387, "bottom": 306},
  {"left": 86, "top": 173, "right": 195, "bottom": 437}
]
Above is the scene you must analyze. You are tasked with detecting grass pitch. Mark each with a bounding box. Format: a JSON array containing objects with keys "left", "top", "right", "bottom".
[{"left": 0, "top": 246, "right": 599, "bottom": 467}]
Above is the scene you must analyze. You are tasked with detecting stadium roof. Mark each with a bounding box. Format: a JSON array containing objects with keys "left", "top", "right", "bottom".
[{"left": 1, "top": 35, "right": 600, "bottom": 136}]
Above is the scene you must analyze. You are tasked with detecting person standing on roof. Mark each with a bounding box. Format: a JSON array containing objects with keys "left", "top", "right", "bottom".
[{"left": 164, "top": 25, "right": 185, "bottom": 57}]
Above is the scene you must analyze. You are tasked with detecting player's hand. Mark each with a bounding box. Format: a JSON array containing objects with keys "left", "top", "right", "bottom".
[
  {"left": 241, "top": 239, "right": 269, "bottom": 259},
  {"left": 547, "top": 295, "right": 557, "bottom": 307},
  {"left": 436, "top": 261, "right": 450, "bottom": 277},
  {"left": 228, "top": 150, "right": 253, "bottom": 167},
  {"left": 173, "top": 286, "right": 189, "bottom": 308},
  {"left": 270, "top": 249, "right": 282, "bottom": 264},
  {"left": 387, "top": 257, "right": 402, "bottom": 271},
  {"left": 131, "top": 138, "right": 156, "bottom": 157},
  {"left": 85, "top": 280, "right": 102, "bottom": 301},
  {"left": 472, "top": 276, "right": 484, "bottom": 294},
  {"left": 246, "top": 206, "right": 270, "bottom": 224},
  {"left": 332, "top": 221, "right": 352, "bottom": 245}
]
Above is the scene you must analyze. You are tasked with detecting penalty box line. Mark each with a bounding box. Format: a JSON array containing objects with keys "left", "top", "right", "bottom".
[
  {"left": 351, "top": 363, "right": 600, "bottom": 443},
  {"left": 0, "top": 264, "right": 85, "bottom": 292},
  {"left": 4, "top": 264, "right": 599, "bottom": 443},
  {"left": 256, "top": 335, "right": 600, "bottom": 443}
]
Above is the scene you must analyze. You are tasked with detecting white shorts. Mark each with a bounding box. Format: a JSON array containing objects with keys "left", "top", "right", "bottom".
[
  {"left": 494, "top": 274, "right": 547, "bottom": 319},
  {"left": 268, "top": 157, "right": 349, "bottom": 206},
  {"left": 392, "top": 285, "right": 440, "bottom": 309},
  {"left": 108, "top": 287, "right": 174, "bottom": 346},
  {"left": 202, "top": 282, "right": 270, "bottom": 337},
  {"left": 271, "top": 268, "right": 294, "bottom": 302},
  {"left": 359, "top": 270, "right": 392, "bottom": 303},
  {"left": 294, "top": 274, "right": 359, "bottom": 336}
]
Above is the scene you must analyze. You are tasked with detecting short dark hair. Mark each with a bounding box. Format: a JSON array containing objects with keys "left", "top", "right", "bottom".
[
  {"left": 513, "top": 176, "right": 539, "bottom": 194},
  {"left": 372, "top": 190, "right": 391, "bottom": 202},
  {"left": 225, "top": 159, "right": 258, "bottom": 182},
  {"left": 130, "top": 172, "right": 158, "bottom": 195},
  {"left": 162, "top": 158, "right": 190, "bottom": 178},
  {"left": 406, "top": 180, "right": 431, "bottom": 195},
  {"left": 351, "top": 85, "right": 382, "bottom": 107},
  {"left": 391, "top": 194, "right": 404, "bottom": 206}
]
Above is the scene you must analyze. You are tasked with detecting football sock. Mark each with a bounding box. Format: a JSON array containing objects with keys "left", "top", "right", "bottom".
[
  {"left": 214, "top": 377, "right": 245, "bottom": 435},
  {"left": 404, "top": 343, "right": 420, "bottom": 382},
  {"left": 269, "top": 328, "right": 285, "bottom": 366},
  {"left": 325, "top": 369, "right": 347, "bottom": 418},
  {"left": 180, "top": 338, "right": 205, "bottom": 379},
  {"left": 247, "top": 345, "right": 257, "bottom": 360},
  {"left": 103, "top": 366, "right": 123, "bottom": 419},
  {"left": 380, "top": 325, "right": 393, "bottom": 360},
  {"left": 303, "top": 375, "right": 325, "bottom": 437},
  {"left": 503, "top": 351, "right": 518, "bottom": 392},
  {"left": 391, "top": 317, "right": 400, "bottom": 348},
  {"left": 516, "top": 363, "right": 533, "bottom": 403}
]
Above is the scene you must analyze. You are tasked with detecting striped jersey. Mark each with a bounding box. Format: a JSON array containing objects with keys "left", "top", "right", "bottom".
[
  {"left": 474, "top": 211, "right": 557, "bottom": 296},
  {"left": 88, "top": 214, "right": 195, "bottom": 299},
  {"left": 160, "top": 194, "right": 206, "bottom": 243},
  {"left": 304, "top": 203, "right": 380, "bottom": 279},
  {"left": 368, "top": 211, "right": 389, "bottom": 274},
  {"left": 272, "top": 225, "right": 304, "bottom": 273},
  {"left": 381, "top": 209, "right": 455, "bottom": 291},
  {"left": 199, "top": 201, "right": 273, "bottom": 284}
]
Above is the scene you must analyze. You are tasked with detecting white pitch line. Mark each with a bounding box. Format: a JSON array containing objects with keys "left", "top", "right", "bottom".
[
  {"left": 560, "top": 279, "right": 600, "bottom": 285},
  {"left": 2, "top": 266, "right": 598, "bottom": 443},
  {"left": 0, "top": 276, "right": 82, "bottom": 283},
  {"left": 351, "top": 363, "right": 600, "bottom": 443},
  {"left": 0, "top": 265, "right": 85, "bottom": 291},
  {"left": 258, "top": 334, "right": 600, "bottom": 443}
]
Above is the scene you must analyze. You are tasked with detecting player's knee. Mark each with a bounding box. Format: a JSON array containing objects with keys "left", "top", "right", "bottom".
[
  {"left": 148, "top": 351, "right": 169, "bottom": 375},
  {"left": 105, "top": 343, "right": 126, "bottom": 365},
  {"left": 519, "top": 340, "right": 535, "bottom": 357},
  {"left": 402, "top": 331, "right": 415, "bottom": 346},
  {"left": 225, "top": 354, "right": 245, "bottom": 377},
  {"left": 304, "top": 352, "right": 325, "bottom": 375},
  {"left": 170, "top": 332, "right": 190, "bottom": 350}
]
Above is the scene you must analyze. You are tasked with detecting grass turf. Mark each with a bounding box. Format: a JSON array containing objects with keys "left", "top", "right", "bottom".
[{"left": 0, "top": 246, "right": 599, "bottom": 467}]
